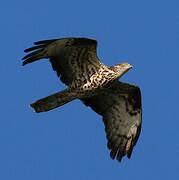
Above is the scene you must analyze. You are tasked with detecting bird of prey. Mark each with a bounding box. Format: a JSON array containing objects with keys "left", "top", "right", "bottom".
[{"left": 22, "top": 37, "right": 142, "bottom": 162}]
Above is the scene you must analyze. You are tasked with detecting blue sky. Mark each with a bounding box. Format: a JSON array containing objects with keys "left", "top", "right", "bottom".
[{"left": 1, "top": 0, "right": 178, "bottom": 179}]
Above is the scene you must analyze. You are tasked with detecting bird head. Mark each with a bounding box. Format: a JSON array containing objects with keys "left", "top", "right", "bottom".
[
  {"left": 116, "top": 62, "right": 133, "bottom": 72},
  {"left": 114, "top": 63, "right": 133, "bottom": 78}
]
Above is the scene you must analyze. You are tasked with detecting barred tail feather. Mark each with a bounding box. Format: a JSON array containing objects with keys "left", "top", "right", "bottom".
[{"left": 30, "top": 88, "right": 79, "bottom": 113}]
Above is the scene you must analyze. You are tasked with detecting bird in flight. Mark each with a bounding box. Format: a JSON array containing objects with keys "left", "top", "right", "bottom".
[{"left": 22, "top": 37, "right": 142, "bottom": 162}]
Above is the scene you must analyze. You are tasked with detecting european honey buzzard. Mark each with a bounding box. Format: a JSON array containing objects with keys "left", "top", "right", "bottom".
[{"left": 22, "top": 37, "right": 142, "bottom": 162}]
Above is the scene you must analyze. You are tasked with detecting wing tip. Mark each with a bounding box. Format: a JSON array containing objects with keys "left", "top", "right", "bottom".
[{"left": 34, "top": 39, "right": 58, "bottom": 45}]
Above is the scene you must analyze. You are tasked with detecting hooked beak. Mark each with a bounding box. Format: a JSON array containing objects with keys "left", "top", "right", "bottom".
[
  {"left": 127, "top": 64, "right": 133, "bottom": 71},
  {"left": 128, "top": 64, "right": 133, "bottom": 69}
]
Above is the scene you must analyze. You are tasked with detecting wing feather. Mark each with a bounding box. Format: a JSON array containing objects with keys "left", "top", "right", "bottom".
[
  {"left": 22, "top": 37, "right": 103, "bottom": 86},
  {"left": 81, "top": 81, "right": 142, "bottom": 162}
]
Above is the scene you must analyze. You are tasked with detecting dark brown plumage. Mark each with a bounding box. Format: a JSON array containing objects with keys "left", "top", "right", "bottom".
[{"left": 22, "top": 37, "right": 142, "bottom": 162}]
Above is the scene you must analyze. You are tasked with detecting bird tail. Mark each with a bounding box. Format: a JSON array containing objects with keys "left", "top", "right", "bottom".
[{"left": 30, "top": 88, "right": 80, "bottom": 113}]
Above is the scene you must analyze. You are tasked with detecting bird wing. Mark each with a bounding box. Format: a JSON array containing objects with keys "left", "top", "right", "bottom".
[
  {"left": 22, "top": 37, "right": 103, "bottom": 86},
  {"left": 81, "top": 81, "right": 142, "bottom": 162}
]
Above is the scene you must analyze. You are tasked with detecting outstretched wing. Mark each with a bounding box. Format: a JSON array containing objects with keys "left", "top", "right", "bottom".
[
  {"left": 81, "top": 81, "right": 142, "bottom": 162},
  {"left": 22, "top": 37, "right": 103, "bottom": 86}
]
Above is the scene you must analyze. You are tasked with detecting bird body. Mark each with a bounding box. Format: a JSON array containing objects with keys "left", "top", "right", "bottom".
[{"left": 22, "top": 37, "right": 142, "bottom": 162}]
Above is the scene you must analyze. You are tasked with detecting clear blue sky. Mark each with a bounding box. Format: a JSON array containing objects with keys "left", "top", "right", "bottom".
[{"left": 1, "top": 0, "right": 178, "bottom": 179}]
